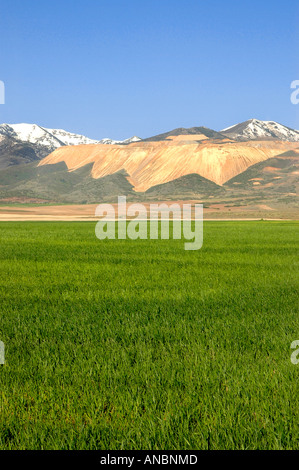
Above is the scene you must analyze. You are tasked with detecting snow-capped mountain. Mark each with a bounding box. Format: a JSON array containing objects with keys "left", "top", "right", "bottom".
[
  {"left": 47, "top": 128, "right": 140, "bottom": 146},
  {"left": 0, "top": 124, "right": 64, "bottom": 150},
  {"left": 45, "top": 127, "right": 102, "bottom": 146},
  {"left": 98, "top": 136, "right": 141, "bottom": 145},
  {"left": 221, "top": 119, "right": 299, "bottom": 142},
  {"left": 0, "top": 123, "right": 141, "bottom": 153}
]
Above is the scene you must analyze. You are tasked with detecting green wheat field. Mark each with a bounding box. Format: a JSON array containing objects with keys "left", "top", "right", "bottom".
[{"left": 0, "top": 221, "right": 298, "bottom": 450}]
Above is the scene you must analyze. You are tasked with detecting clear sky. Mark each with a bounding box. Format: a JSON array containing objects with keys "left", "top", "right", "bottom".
[{"left": 0, "top": 0, "right": 298, "bottom": 140}]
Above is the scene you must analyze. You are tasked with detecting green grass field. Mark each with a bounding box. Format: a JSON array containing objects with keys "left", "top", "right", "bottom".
[{"left": 0, "top": 221, "right": 298, "bottom": 450}]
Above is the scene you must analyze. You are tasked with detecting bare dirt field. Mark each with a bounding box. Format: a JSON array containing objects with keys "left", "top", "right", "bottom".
[{"left": 0, "top": 202, "right": 297, "bottom": 221}]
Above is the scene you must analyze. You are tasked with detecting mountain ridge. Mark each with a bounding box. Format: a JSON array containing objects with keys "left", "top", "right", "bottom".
[
  {"left": 221, "top": 119, "right": 299, "bottom": 142},
  {"left": 0, "top": 119, "right": 298, "bottom": 209},
  {"left": 0, "top": 123, "right": 142, "bottom": 159}
]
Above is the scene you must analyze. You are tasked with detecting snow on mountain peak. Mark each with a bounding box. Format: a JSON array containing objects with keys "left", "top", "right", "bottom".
[
  {"left": 0, "top": 123, "right": 141, "bottom": 150},
  {"left": 221, "top": 119, "right": 299, "bottom": 142}
]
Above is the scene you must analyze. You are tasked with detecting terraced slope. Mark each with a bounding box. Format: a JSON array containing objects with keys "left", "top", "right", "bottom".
[{"left": 39, "top": 136, "right": 298, "bottom": 191}]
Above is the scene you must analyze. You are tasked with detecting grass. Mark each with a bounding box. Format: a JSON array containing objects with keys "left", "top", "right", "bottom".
[{"left": 0, "top": 221, "right": 298, "bottom": 450}]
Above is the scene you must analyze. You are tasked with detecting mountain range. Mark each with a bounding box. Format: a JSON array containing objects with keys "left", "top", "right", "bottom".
[
  {"left": 221, "top": 119, "right": 299, "bottom": 142},
  {"left": 0, "top": 123, "right": 141, "bottom": 160},
  {"left": 0, "top": 119, "right": 298, "bottom": 214}
]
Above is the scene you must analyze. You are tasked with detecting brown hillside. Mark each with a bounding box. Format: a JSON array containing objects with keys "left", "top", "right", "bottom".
[{"left": 39, "top": 136, "right": 298, "bottom": 191}]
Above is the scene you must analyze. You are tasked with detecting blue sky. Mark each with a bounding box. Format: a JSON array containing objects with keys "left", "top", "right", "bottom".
[{"left": 0, "top": 0, "right": 298, "bottom": 139}]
